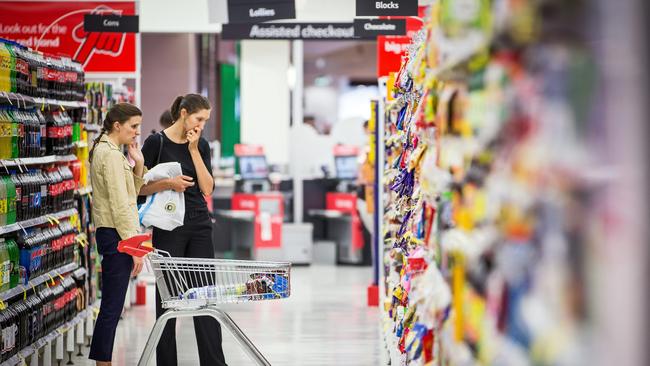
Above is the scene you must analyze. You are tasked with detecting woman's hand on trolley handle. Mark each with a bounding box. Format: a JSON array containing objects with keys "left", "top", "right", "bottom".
[{"left": 132, "top": 256, "right": 144, "bottom": 277}]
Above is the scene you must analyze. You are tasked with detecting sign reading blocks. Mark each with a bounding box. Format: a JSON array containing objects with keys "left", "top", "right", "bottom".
[{"left": 356, "top": 0, "right": 418, "bottom": 16}]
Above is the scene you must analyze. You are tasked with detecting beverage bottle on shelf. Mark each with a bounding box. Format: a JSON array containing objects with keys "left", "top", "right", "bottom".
[
  {"left": 26, "top": 292, "right": 43, "bottom": 344},
  {"left": 44, "top": 56, "right": 53, "bottom": 100},
  {"left": 0, "top": 108, "right": 10, "bottom": 159},
  {"left": 38, "top": 281, "right": 53, "bottom": 335},
  {"left": 27, "top": 110, "right": 38, "bottom": 157},
  {"left": 11, "top": 173, "right": 22, "bottom": 221},
  {"left": 8, "top": 108, "right": 19, "bottom": 159},
  {"left": 1, "top": 304, "right": 19, "bottom": 361},
  {"left": 45, "top": 168, "right": 56, "bottom": 213},
  {"left": 35, "top": 52, "right": 46, "bottom": 98},
  {"left": 39, "top": 227, "right": 50, "bottom": 274},
  {"left": 0, "top": 175, "right": 7, "bottom": 226},
  {"left": 36, "top": 109, "right": 47, "bottom": 157},
  {"left": 6, "top": 238, "right": 19, "bottom": 289},
  {"left": 24, "top": 47, "right": 38, "bottom": 97},
  {"left": 5, "top": 175, "right": 16, "bottom": 224},
  {"left": 76, "top": 62, "right": 85, "bottom": 101},
  {"left": 15, "top": 299, "right": 29, "bottom": 350},
  {"left": 39, "top": 169, "right": 48, "bottom": 216},
  {"left": 15, "top": 109, "right": 26, "bottom": 158},
  {"left": 55, "top": 58, "right": 66, "bottom": 101},
  {"left": 0, "top": 238, "right": 10, "bottom": 292},
  {"left": 59, "top": 165, "right": 74, "bottom": 209},
  {"left": 5, "top": 42, "right": 17, "bottom": 93},
  {"left": 45, "top": 111, "right": 56, "bottom": 155},
  {"left": 61, "top": 111, "right": 72, "bottom": 154},
  {"left": 14, "top": 46, "right": 30, "bottom": 96},
  {"left": 0, "top": 300, "right": 11, "bottom": 361},
  {"left": 20, "top": 172, "right": 31, "bottom": 220},
  {"left": 0, "top": 40, "right": 16, "bottom": 93}
]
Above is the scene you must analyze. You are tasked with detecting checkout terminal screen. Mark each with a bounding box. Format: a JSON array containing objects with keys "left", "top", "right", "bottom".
[
  {"left": 335, "top": 155, "right": 358, "bottom": 180},
  {"left": 239, "top": 155, "right": 269, "bottom": 180}
]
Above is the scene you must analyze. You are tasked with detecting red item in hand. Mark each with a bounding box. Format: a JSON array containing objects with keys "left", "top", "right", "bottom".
[{"left": 118, "top": 233, "right": 153, "bottom": 257}]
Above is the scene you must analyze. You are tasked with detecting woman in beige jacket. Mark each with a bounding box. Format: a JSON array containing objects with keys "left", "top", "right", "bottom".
[{"left": 87, "top": 103, "right": 145, "bottom": 366}]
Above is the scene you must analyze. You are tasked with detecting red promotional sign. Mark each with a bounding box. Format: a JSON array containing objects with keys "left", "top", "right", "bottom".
[
  {"left": 0, "top": 1, "right": 136, "bottom": 73},
  {"left": 333, "top": 144, "right": 359, "bottom": 157},
  {"left": 376, "top": 7, "right": 425, "bottom": 78},
  {"left": 234, "top": 144, "right": 265, "bottom": 157}
]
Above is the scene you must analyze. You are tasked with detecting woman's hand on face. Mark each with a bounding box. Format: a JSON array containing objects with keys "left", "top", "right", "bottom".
[
  {"left": 187, "top": 127, "right": 201, "bottom": 152},
  {"left": 128, "top": 142, "right": 144, "bottom": 165},
  {"left": 168, "top": 175, "right": 194, "bottom": 192},
  {"left": 132, "top": 256, "right": 144, "bottom": 277}
]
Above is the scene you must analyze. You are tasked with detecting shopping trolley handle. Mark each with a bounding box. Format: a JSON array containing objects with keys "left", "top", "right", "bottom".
[{"left": 118, "top": 233, "right": 154, "bottom": 257}]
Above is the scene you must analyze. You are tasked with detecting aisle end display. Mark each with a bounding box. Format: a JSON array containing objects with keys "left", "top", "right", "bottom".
[{"left": 379, "top": 1, "right": 599, "bottom": 365}]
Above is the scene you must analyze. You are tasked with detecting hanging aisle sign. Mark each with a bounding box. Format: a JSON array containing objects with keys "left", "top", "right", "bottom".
[
  {"left": 83, "top": 14, "right": 139, "bottom": 33},
  {"left": 354, "top": 19, "right": 406, "bottom": 37},
  {"left": 222, "top": 23, "right": 374, "bottom": 40},
  {"left": 0, "top": 1, "right": 136, "bottom": 73},
  {"left": 226, "top": 0, "right": 296, "bottom": 23},
  {"left": 356, "top": 0, "right": 418, "bottom": 16},
  {"left": 376, "top": 7, "right": 425, "bottom": 77}
]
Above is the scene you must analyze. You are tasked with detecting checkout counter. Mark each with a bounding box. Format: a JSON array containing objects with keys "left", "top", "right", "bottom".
[
  {"left": 306, "top": 145, "right": 372, "bottom": 265},
  {"left": 213, "top": 144, "right": 312, "bottom": 264}
]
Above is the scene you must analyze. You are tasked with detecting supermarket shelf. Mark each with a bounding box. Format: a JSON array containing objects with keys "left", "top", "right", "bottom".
[
  {"left": 84, "top": 124, "right": 102, "bottom": 133},
  {"left": 83, "top": 124, "right": 102, "bottom": 133},
  {"left": 73, "top": 140, "right": 88, "bottom": 148},
  {"left": 0, "top": 92, "right": 87, "bottom": 108},
  {"left": 0, "top": 154, "right": 78, "bottom": 168},
  {"left": 0, "top": 302, "right": 98, "bottom": 366},
  {"left": 75, "top": 186, "right": 92, "bottom": 196},
  {"left": 0, "top": 208, "right": 78, "bottom": 235},
  {"left": 0, "top": 262, "right": 78, "bottom": 302}
]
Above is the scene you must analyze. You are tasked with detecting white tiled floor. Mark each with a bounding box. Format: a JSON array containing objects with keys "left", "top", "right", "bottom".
[{"left": 68, "top": 264, "right": 385, "bottom": 365}]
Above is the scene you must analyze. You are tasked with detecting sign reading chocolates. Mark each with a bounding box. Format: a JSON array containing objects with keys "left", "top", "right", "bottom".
[
  {"left": 226, "top": 0, "right": 296, "bottom": 23},
  {"left": 353, "top": 19, "right": 406, "bottom": 37}
]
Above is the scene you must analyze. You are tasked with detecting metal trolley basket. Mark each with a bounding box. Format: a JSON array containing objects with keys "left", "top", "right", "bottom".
[{"left": 137, "top": 249, "right": 291, "bottom": 366}]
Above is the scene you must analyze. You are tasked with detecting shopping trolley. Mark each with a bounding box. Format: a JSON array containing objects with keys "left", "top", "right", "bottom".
[{"left": 118, "top": 233, "right": 291, "bottom": 366}]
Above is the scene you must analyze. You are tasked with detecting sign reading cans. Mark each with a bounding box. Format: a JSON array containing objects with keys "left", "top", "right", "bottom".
[
  {"left": 353, "top": 19, "right": 406, "bottom": 37},
  {"left": 226, "top": 0, "right": 296, "bottom": 24},
  {"left": 356, "top": 0, "right": 418, "bottom": 16},
  {"left": 222, "top": 23, "right": 362, "bottom": 40},
  {"left": 83, "top": 14, "right": 139, "bottom": 33}
]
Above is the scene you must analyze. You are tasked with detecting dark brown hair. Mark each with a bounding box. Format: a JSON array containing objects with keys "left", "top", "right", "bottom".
[
  {"left": 89, "top": 102, "right": 142, "bottom": 162},
  {"left": 159, "top": 109, "right": 173, "bottom": 128},
  {"left": 170, "top": 94, "right": 211, "bottom": 121}
]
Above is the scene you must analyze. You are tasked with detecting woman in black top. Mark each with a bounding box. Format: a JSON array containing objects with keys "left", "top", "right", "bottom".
[{"left": 139, "top": 94, "right": 226, "bottom": 366}]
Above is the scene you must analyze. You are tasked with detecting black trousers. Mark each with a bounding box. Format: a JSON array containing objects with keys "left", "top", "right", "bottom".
[
  {"left": 89, "top": 228, "right": 133, "bottom": 362},
  {"left": 153, "top": 212, "right": 227, "bottom": 366}
]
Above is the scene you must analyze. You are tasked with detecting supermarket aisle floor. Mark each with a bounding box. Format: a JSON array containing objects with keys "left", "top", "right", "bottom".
[{"left": 71, "top": 264, "right": 384, "bottom": 365}]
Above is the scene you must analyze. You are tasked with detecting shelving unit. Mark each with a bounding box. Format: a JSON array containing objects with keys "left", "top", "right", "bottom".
[
  {"left": 0, "top": 262, "right": 79, "bottom": 302},
  {"left": 379, "top": 2, "right": 598, "bottom": 365},
  {"left": 0, "top": 92, "right": 87, "bottom": 109},
  {"left": 0, "top": 303, "right": 99, "bottom": 366},
  {"left": 0, "top": 154, "right": 78, "bottom": 168},
  {"left": 0, "top": 208, "right": 78, "bottom": 236}
]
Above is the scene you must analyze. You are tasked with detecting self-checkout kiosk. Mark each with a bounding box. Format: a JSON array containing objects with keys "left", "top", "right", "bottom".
[
  {"left": 214, "top": 144, "right": 312, "bottom": 264},
  {"left": 308, "top": 145, "right": 371, "bottom": 265}
]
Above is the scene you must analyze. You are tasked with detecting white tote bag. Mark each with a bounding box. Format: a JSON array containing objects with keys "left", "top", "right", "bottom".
[{"left": 138, "top": 162, "right": 185, "bottom": 230}]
